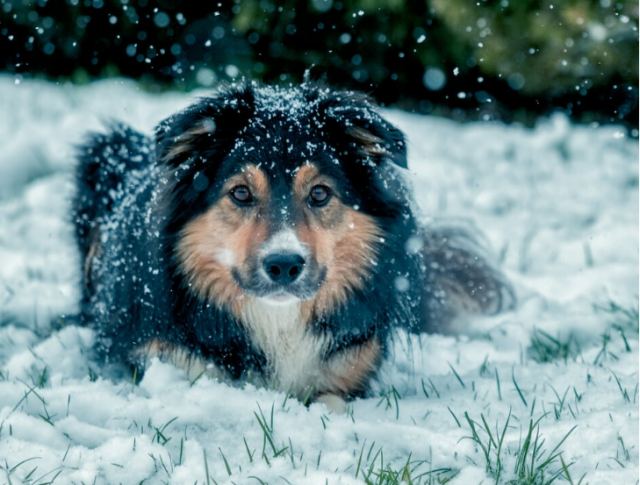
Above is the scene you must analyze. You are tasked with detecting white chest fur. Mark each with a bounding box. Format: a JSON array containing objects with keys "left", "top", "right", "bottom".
[{"left": 241, "top": 298, "right": 330, "bottom": 397}]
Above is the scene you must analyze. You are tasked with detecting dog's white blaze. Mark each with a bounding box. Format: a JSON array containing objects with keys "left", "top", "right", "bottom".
[
  {"left": 259, "top": 229, "right": 308, "bottom": 258},
  {"left": 242, "top": 297, "right": 330, "bottom": 396}
]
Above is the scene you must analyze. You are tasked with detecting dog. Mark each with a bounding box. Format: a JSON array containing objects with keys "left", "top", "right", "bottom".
[{"left": 72, "top": 82, "right": 513, "bottom": 410}]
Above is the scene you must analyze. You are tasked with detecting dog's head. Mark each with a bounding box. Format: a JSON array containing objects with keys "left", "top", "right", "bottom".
[{"left": 157, "top": 83, "right": 412, "bottom": 317}]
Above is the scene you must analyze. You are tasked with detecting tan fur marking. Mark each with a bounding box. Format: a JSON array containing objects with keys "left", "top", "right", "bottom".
[
  {"left": 292, "top": 163, "right": 382, "bottom": 315},
  {"left": 293, "top": 164, "right": 320, "bottom": 198},
  {"left": 177, "top": 210, "right": 244, "bottom": 311},
  {"left": 165, "top": 141, "right": 192, "bottom": 162},
  {"left": 164, "top": 120, "right": 216, "bottom": 161},
  {"left": 347, "top": 127, "right": 389, "bottom": 157},
  {"left": 177, "top": 208, "right": 268, "bottom": 314},
  {"left": 321, "top": 338, "right": 381, "bottom": 396},
  {"left": 233, "top": 164, "right": 269, "bottom": 201},
  {"left": 300, "top": 209, "right": 382, "bottom": 316},
  {"left": 176, "top": 164, "right": 270, "bottom": 315},
  {"left": 293, "top": 163, "right": 344, "bottom": 226}
]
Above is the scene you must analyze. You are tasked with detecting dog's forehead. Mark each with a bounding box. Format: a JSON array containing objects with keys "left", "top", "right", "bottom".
[
  {"left": 227, "top": 133, "right": 331, "bottom": 181},
  {"left": 250, "top": 86, "right": 333, "bottom": 140},
  {"left": 253, "top": 85, "right": 319, "bottom": 114},
  {"left": 225, "top": 89, "right": 341, "bottom": 180}
]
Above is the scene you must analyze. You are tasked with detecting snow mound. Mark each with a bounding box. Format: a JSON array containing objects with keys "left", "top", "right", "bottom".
[{"left": 0, "top": 77, "right": 637, "bottom": 484}]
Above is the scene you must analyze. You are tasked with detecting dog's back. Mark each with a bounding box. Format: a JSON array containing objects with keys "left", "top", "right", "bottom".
[
  {"left": 73, "top": 123, "right": 153, "bottom": 261},
  {"left": 72, "top": 124, "right": 169, "bottom": 362}
]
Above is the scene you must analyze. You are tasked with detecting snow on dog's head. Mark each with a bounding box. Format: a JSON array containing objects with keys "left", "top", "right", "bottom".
[{"left": 155, "top": 83, "right": 413, "bottom": 318}]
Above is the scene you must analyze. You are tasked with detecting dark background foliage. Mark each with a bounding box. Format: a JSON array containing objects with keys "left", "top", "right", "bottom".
[{"left": 1, "top": 0, "right": 637, "bottom": 126}]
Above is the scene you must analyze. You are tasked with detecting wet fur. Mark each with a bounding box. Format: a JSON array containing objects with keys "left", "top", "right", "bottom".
[{"left": 72, "top": 83, "right": 514, "bottom": 402}]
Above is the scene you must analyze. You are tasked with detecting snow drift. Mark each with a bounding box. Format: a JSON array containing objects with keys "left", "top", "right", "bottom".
[{"left": 0, "top": 78, "right": 637, "bottom": 484}]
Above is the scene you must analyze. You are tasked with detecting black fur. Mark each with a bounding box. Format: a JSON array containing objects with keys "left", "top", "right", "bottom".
[{"left": 72, "top": 82, "right": 513, "bottom": 394}]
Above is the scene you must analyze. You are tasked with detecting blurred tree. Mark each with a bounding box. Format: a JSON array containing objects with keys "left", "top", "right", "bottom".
[
  {"left": 0, "top": 0, "right": 637, "bottom": 126},
  {"left": 1, "top": 1, "right": 251, "bottom": 86},
  {"left": 431, "top": 0, "right": 638, "bottom": 96},
  {"left": 232, "top": 0, "right": 473, "bottom": 106}
]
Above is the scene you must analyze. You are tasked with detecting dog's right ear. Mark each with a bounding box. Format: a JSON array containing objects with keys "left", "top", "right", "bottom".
[
  {"left": 315, "top": 89, "right": 408, "bottom": 169},
  {"left": 155, "top": 84, "right": 255, "bottom": 167}
]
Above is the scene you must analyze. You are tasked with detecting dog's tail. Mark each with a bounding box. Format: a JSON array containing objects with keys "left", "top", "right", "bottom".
[
  {"left": 420, "top": 223, "right": 516, "bottom": 332},
  {"left": 72, "top": 123, "right": 152, "bottom": 258}
]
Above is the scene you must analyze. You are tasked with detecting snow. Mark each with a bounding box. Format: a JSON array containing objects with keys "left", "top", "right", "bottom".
[{"left": 0, "top": 77, "right": 637, "bottom": 484}]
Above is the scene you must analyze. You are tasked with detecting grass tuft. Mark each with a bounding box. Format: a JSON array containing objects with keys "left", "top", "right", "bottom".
[
  {"left": 253, "top": 402, "right": 288, "bottom": 462},
  {"left": 511, "top": 370, "right": 528, "bottom": 407},
  {"left": 528, "top": 330, "right": 580, "bottom": 364},
  {"left": 377, "top": 386, "right": 402, "bottom": 420},
  {"left": 150, "top": 416, "right": 178, "bottom": 446},
  {"left": 462, "top": 409, "right": 578, "bottom": 485},
  {"left": 512, "top": 417, "right": 577, "bottom": 484},
  {"left": 352, "top": 440, "right": 458, "bottom": 484},
  {"left": 462, "top": 409, "right": 511, "bottom": 482}
]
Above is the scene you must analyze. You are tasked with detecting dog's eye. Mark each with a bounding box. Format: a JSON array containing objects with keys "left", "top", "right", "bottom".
[
  {"left": 308, "top": 185, "right": 332, "bottom": 207},
  {"left": 229, "top": 185, "right": 253, "bottom": 205}
]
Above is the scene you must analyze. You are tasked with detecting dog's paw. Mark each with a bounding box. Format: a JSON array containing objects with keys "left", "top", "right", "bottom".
[
  {"left": 316, "top": 393, "right": 348, "bottom": 414},
  {"left": 130, "top": 339, "right": 228, "bottom": 383}
]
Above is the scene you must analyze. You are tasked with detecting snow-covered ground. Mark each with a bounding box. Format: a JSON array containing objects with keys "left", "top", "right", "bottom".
[{"left": 0, "top": 78, "right": 637, "bottom": 484}]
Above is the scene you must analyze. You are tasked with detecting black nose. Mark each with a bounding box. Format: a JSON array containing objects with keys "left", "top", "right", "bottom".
[{"left": 263, "top": 253, "right": 305, "bottom": 284}]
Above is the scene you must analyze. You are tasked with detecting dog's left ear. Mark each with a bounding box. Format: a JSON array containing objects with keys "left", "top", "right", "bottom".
[
  {"left": 318, "top": 91, "right": 407, "bottom": 169},
  {"left": 154, "top": 84, "right": 255, "bottom": 168}
]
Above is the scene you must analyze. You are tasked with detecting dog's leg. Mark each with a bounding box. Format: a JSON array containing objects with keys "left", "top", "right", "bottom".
[
  {"left": 315, "top": 337, "right": 382, "bottom": 412},
  {"left": 316, "top": 393, "right": 348, "bottom": 413}
]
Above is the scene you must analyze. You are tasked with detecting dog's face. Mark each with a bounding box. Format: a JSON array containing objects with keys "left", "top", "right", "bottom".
[{"left": 158, "top": 84, "right": 408, "bottom": 316}]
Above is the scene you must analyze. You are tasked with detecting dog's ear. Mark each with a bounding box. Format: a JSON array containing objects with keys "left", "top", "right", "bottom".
[
  {"left": 155, "top": 84, "right": 255, "bottom": 167},
  {"left": 317, "top": 91, "right": 407, "bottom": 169}
]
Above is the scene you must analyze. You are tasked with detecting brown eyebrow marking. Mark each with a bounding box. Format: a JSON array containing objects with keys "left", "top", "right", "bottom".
[
  {"left": 293, "top": 163, "right": 320, "bottom": 198},
  {"left": 293, "top": 163, "right": 339, "bottom": 203},
  {"left": 223, "top": 164, "right": 269, "bottom": 200}
]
